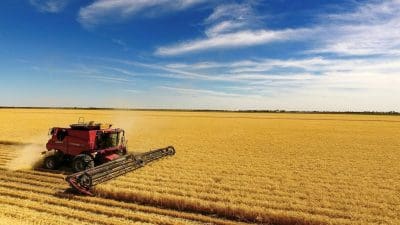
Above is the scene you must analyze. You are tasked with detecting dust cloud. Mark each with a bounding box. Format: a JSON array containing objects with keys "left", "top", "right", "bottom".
[
  {"left": 109, "top": 110, "right": 138, "bottom": 152},
  {"left": 5, "top": 136, "right": 47, "bottom": 171},
  {"left": 110, "top": 111, "right": 136, "bottom": 134},
  {"left": 6, "top": 144, "right": 44, "bottom": 170}
]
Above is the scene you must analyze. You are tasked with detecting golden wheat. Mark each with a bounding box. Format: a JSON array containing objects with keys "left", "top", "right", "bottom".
[{"left": 0, "top": 109, "right": 399, "bottom": 225}]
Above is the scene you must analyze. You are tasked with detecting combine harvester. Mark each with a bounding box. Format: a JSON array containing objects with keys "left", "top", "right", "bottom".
[{"left": 43, "top": 119, "right": 175, "bottom": 195}]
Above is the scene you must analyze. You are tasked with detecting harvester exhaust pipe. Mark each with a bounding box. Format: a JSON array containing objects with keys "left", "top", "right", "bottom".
[{"left": 66, "top": 146, "right": 175, "bottom": 195}]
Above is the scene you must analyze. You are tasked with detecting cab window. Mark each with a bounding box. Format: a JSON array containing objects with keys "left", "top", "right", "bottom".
[
  {"left": 96, "top": 132, "right": 119, "bottom": 149},
  {"left": 56, "top": 129, "right": 68, "bottom": 141}
]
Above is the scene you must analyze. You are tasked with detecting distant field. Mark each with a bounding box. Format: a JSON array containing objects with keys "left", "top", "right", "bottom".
[{"left": 0, "top": 109, "right": 399, "bottom": 225}]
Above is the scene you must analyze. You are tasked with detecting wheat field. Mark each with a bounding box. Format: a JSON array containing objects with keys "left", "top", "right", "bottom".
[{"left": 0, "top": 108, "right": 399, "bottom": 225}]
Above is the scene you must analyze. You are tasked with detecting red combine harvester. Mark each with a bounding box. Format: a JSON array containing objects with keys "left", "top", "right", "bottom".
[
  {"left": 43, "top": 119, "right": 175, "bottom": 195},
  {"left": 44, "top": 121, "right": 126, "bottom": 171}
]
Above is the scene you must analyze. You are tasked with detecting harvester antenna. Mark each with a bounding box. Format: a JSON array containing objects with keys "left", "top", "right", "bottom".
[{"left": 78, "top": 117, "right": 85, "bottom": 124}]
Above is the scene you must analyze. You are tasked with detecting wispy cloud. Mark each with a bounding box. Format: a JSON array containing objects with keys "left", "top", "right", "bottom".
[
  {"left": 31, "top": 64, "right": 134, "bottom": 84},
  {"left": 156, "top": 28, "right": 311, "bottom": 55},
  {"left": 163, "top": 55, "right": 400, "bottom": 78},
  {"left": 102, "top": 66, "right": 137, "bottom": 77},
  {"left": 156, "top": 1, "right": 305, "bottom": 56},
  {"left": 205, "top": 20, "right": 246, "bottom": 37},
  {"left": 204, "top": 2, "right": 259, "bottom": 37},
  {"left": 112, "top": 39, "right": 129, "bottom": 51},
  {"left": 165, "top": 57, "right": 330, "bottom": 72},
  {"left": 78, "top": 0, "right": 208, "bottom": 27},
  {"left": 206, "top": 3, "right": 252, "bottom": 23},
  {"left": 156, "top": 0, "right": 400, "bottom": 57},
  {"left": 81, "top": 75, "right": 131, "bottom": 83},
  {"left": 123, "top": 89, "right": 141, "bottom": 93},
  {"left": 158, "top": 86, "right": 259, "bottom": 98},
  {"left": 29, "top": 0, "right": 69, "bottom": 13},
  {"left": 24, "top": 53, "right": 400, "bottom": 110},
  {"left": 159, "top": 86, "right": 238, "bottom": 97},
  {"left": 311, "top": 0, "right": 400, "bottom": 56},
  {"left": 97, "top": 57, "right": 222, "bottom": 81},
  {"left": 159, "top": 56, "right": 400, "bottom": 104}
]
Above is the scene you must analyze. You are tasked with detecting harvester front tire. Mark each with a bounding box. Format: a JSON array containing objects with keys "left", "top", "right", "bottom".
[
  {"left": 43, "top": 156, "right": 59, "bottom": 170},
  {"left": 72, "top": 154, "right": 94, "bottom": 172}
]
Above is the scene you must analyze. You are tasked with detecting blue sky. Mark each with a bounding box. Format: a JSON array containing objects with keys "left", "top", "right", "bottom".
[{"left": 0, "top": 0, "right": 399, "bottom": 111}]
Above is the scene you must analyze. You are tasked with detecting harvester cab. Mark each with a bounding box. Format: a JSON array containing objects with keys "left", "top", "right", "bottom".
[{"left": 43, "top": 119, "right": 175, "bottom": 195}]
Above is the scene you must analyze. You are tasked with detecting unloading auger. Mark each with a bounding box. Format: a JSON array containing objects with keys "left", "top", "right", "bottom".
[{"left": 65, "top": 146, "right": 175, "bottom": 195}]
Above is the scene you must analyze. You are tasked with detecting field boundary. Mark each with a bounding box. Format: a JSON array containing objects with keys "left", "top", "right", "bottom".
[{"left": 0, "top": 106, "right": 398, "bottom": 116}]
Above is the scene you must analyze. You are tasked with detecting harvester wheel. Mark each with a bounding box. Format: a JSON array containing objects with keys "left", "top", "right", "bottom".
[
  {"left": 77, "top": 173, "right": 92, "bottom": 189},
  {"left": 117, "top": 148, "right": 127, "bottom": 156},
  {"left": 72, "top": 154, "right": 94, "bottom": 172},
  {"left": 137, "top": 158, "right": 145, "bottom": 166},
  {"left": 166, "top": 146, "right": 175, "bottom": 155},
  {"left": 43, "top": 156, "right": 59, "bottom": 170}
]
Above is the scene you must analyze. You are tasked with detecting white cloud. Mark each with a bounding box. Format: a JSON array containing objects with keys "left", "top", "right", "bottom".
[
  {"left": 90, "top": 75, "right": 131, "bottom": 82},
  {"left": 156, "top": 28, "right": 311, "bottom": 55},
  {"left": 156, "top": 0, "right": 400, "bottom": 57},
  {"left": 29, "top": 0, "right": 69, "bottom": 13},
  {"left": 124, "top": 89, "right": 141, "bottom": 93},
  {"left": 158, "top": 86, "right": 250, "bottom": 97},
  {"left": 171, "top": 57, "right": 330, "bottom": 73},
  {"left": 205, "top": 3, "right": 255, "bottom": 23},
  {"left": 101, "top": 66, "right": 138, "bottom": 77},
  {"left": 114, "top": 58, "right": 218, "bottom": 80},
  {"left": 166, "top": 61, "right": 221, "bottom": 69},
  {"left": 315, "top": 23, "right": 400, "bottom": 56},
  {"left": 326, "top": 0, "right": 400, "bottom": 23},
  {"left": 78, "top": 0, "right": 207, "bottom": 27},
  {"left": 204, "top": 2, "right": 258, "bottom": 37},
  {"left": 205, "top": 20, "right": 247, "bottom": 37},
  {"left": 156, "top": 1, "right": 282, "bottom": 55},
  {"left": 307, "top": 0, "right": 400, "bottom": 56},
  {"left": 153, "top": 56, "right": 400, "bottom": 105}
]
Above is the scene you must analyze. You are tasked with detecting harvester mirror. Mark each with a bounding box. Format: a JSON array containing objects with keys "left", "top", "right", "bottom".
[{"left": 121, "top": 135, "right": 125, "bottom": 144}]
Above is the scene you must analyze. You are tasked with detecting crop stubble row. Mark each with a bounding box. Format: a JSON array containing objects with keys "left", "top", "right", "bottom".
[{"left": 0, "top": 109, "right": 399, "bottom": 225}]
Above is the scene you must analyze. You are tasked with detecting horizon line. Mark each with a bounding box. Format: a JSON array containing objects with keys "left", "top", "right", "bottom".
[{"left": 0, "top": 106, "right": 398, "bottom": 115}]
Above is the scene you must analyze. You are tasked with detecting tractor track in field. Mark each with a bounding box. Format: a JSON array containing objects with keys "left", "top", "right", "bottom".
[
  {"left": 0, "top": 174, "right": 247, "bottom": 225},
  {"left": 0, "top": 144, "right": 266, "bottom": 225},
  {"left": 0, "top": 155, "right": 250, "bottom": 225}
]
